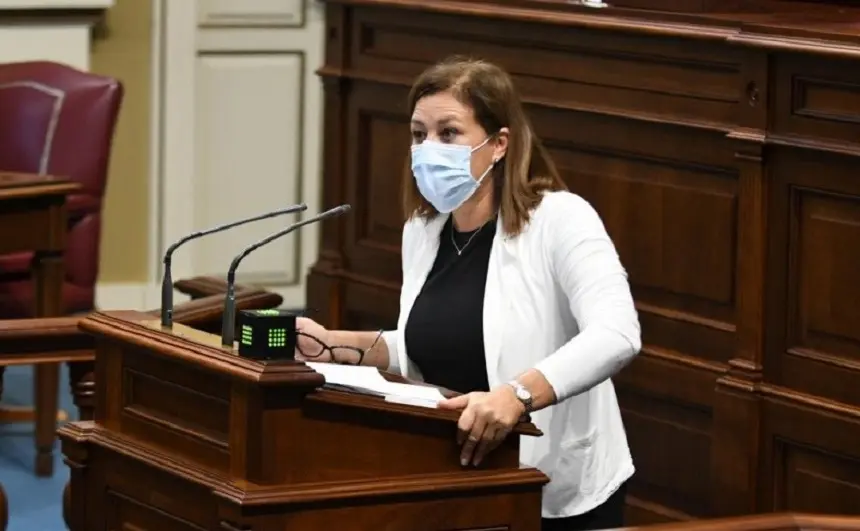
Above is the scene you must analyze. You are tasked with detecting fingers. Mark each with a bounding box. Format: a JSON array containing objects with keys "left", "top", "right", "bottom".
[
  {"left": 472, "top": 426, "right": 508, "bottom": 466},
  {"left": 438, "top": 394, "right": 470, "bottom": 411},
  {"left": 455, "top": 394, "right": 516, "bottom": 467},
  {"left": 459, "top": 410, "right": 487, "bottom": 467},
  {"left": 456, "top": 404, "right": 476, "bottom": 445},
  {"left": 472, "top": 427, "right": 495, "bottom": 466}
]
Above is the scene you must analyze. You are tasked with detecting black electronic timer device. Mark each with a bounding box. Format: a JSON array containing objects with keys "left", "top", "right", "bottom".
[{"left": 237, "top": 309, "right": 297, "bottom": 361}]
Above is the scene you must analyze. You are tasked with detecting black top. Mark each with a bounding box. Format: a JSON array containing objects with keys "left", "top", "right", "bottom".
[{"left": 404, "top": 216, "right": 495, "bottom": 394}]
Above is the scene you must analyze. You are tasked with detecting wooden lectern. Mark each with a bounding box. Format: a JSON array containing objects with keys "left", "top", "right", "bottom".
[{"left": 59, "top": 311, "right": 547, "bottom": 530}]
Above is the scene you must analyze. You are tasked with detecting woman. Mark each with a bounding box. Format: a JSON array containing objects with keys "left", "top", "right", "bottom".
[{"left": 296, "top": 56, "right": 641, "bottom": 531}]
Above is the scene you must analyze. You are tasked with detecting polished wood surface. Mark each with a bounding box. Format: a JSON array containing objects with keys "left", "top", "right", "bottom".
[
  {"left": 0, "top": 276, "right": 282, "bottom": 531},
  {"left": 0, "top": 172, "right": 77, "bottom": 483},
  {"left": 59, "top": 311, "right": 545, "bottom": 530},
  {"left": 629, "top": 513, "right": 860, "bottom": 531},
  {"left": 307, "top": 0, "right": 860, "bottom": 523}
]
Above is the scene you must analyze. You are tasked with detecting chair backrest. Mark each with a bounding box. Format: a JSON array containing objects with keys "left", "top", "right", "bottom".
[{"left": 0, "top": 61, "right": 123, "bottom": 316}]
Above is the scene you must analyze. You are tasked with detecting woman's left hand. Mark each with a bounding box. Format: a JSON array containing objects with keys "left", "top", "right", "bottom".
[{"left": 438, "top": 386, "right": 526, "bottom": 467}]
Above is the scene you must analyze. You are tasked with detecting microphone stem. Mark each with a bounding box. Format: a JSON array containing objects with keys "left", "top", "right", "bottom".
[
  {"left": 221, "top": 283, "right": 236, "bottom": 347},
  {"left": 158, "top": 203, "right": 307, "bottom": 333},
  {"left": 219, "top": 205, "right": 350, "bottom": 349},
  {"left": 160, "top": 259, "right": 173, "bottom": 328}
]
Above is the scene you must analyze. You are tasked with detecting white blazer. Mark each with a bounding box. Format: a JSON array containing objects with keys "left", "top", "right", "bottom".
[{"left": 381, "top": 191, "right": 642, "bottom": 518}]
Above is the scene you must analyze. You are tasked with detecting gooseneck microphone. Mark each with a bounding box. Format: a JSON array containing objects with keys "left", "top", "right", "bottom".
[
  {"left": 160, "top": 203, "right": 308, "bottom": 328},
  {"left": 220, "top": 204, "right": 351, "bottom": 348}
]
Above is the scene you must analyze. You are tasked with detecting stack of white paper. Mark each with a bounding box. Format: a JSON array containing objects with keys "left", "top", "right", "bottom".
[{"left": 306, "top": 362, "right": 446, "bottom": 408}]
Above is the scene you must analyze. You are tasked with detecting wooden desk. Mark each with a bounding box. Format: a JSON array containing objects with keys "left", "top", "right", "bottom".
[
  {"left": 0, "top": 277, "right": 283, "bottom": 531},
  {"left": 58, "top": 311, "right": 546, "bottom": 531},
  {"left": 0, "top": 172, "right": 76, "bottom": 529},
  {"left": 632, "top": 513, "right": 860, "bottom": 531}
]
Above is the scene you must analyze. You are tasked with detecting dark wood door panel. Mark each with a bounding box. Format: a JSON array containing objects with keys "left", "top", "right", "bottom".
[
  {"left": 533, "top": 109, "right": 739, "bottom": 365},
  {"left": 528, "top": 104, "right": 736, "bottom": 170},
  {"left": 780, "top": 188, "right": 860, "bottom": 406},
  {"left": 617, "top": 354, "right": 722, "bottom": 409},
  {"left": 761, "top": 395, "right": 860, "bottom": 514},
  {"left": 616, "top": 355, "right": 720, "bottom": 520},
  {"left": 618, "top": 386, "right": 713, "bottom": 518},
  {"left": 552, "top": 147, "right": 738, "bottom": 309},
  {"left": 790, "top": 191, "right": 860, "bottom": 356},
  {"left": 772, "top": 53, "right": 860, "bottom": 148},
  {"left": 349, "top": 8, "right": 740, "bottom": 125},
  {"left": 343, "top": 81, "right": 410, "bottom": 285},
  {"left": 767, "top": 148, "right": 860, "bottom": 406}
]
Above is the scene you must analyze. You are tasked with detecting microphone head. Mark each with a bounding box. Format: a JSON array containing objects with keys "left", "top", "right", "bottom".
[{"left": 330, "top": 204, "right": 351, "bottom": 216}]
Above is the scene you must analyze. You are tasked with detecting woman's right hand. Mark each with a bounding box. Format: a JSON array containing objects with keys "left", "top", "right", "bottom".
[{"left": 294, "top": 316, "right": 333, "bottom": 362}]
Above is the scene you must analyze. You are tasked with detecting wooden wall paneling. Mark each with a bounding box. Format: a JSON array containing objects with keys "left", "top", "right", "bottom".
[
  {"left": 770, "top": 53, "right": 860, "bottom": 149},
  {"left": 533, "top": 102, "right": 740, "bottom": 520},
  {"left": 709, "top": 45, "right": 771, "bottom": 517},
  {"left": 342, "top": 82, "right": 408, "bottom": 286},
  {"left": 761, "top": 42, "right": 860, "bottom": 513},
  {"left": 524, "top": 36, "right": 746, "bottom": 513},
  {"left": 767, "top": 147, "right": 860, "bottom": 407},
  {"left": 309, "top": 0, "right": 860, "bottom": 521},
  {"left": 309, "top": 3, "right": 351, "bottom": 328},
  {"left": 339, "top": 80, "right": 409, "bottom": 331},
  {"left": 346, "top": 7, "right": 741, "bottom": 126},
  {"left": 760, "top": 391, "right": 860, "bottom": 514}
]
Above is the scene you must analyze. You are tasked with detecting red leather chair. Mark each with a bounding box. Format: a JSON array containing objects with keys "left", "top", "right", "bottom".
[{"left": 0, "top": 61, "right": 122, "bottom": 475}]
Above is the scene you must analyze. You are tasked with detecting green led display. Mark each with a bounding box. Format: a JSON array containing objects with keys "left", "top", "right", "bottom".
[
  {"left": 241, "top": 325, "right": 253, "bottom": 346},
  {"left": 268, "top": 328, "right": 287, "bottom": 348},
  {"left": 256, "top": 309, "right": 280, "bottom": 316}
]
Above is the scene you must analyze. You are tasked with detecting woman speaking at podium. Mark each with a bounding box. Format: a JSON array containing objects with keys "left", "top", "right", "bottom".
[{"left": 295, "top": 56, "right": 641, "bottom": 531}]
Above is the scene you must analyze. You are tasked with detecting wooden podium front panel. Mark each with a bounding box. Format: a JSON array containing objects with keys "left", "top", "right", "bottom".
[
  {"left": 96, "top": 339, "right": 234, "bottom": 473},
  {"left": 93, "top": 444, "right": 541, "bottom": 531},
  {"left": 94, "top": 330, "right": 524, "bottom": 487},
  {"left": 96, "top": 450, "right": 219, "bottom": 530},
  {"left": 263, "top": 391, "right": 522, "bottom": 485},
  {"left": 255, "top": 490, "right": 541, "bottom": 531},
  {"left": 70, "top": 421, "right": 543, "bottom": 531}
]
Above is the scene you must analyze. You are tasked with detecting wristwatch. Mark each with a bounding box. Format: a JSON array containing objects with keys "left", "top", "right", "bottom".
[{"left": 507, "top": 381, "right": 533, "bottom": 413}]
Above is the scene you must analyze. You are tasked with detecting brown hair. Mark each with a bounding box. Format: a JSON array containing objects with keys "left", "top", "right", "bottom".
[{"left": 403, "top": 56, "right": 567, "bottom": 236}]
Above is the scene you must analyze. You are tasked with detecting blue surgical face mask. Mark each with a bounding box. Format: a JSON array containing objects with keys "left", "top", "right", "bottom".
[{"left": 410, "top": 137, "right": 496, "bottom": 214}]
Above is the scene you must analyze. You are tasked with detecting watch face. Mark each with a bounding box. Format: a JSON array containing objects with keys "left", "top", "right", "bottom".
[{"left": 516, "top": 387, "right": 531, "bottom": 400}]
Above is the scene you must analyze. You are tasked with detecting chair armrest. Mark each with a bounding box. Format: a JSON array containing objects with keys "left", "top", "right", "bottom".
[
  {"left": 0, "top": 317, "right": 91, "bottom": 356},
  {"left": 0, "top": 282, "right": 282, "bottom": 360},
  {"left": 173, "top": 276, "right": 230, "bottom": 299},
  {"left": 172, "top": 276, "right": 266, "bottom": 299}
]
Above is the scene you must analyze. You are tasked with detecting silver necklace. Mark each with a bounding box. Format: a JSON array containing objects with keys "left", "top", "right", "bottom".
[{"left": 451, "top": 221, "right": 487, "bottom": 256}]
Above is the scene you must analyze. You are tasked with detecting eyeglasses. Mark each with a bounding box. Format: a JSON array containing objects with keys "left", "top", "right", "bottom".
[
  {"left": 296, "top": 328, "right": 384, "bottom": 366},
  {"left": 296, "top": 331, "right": 372, "bottom": 366}
]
